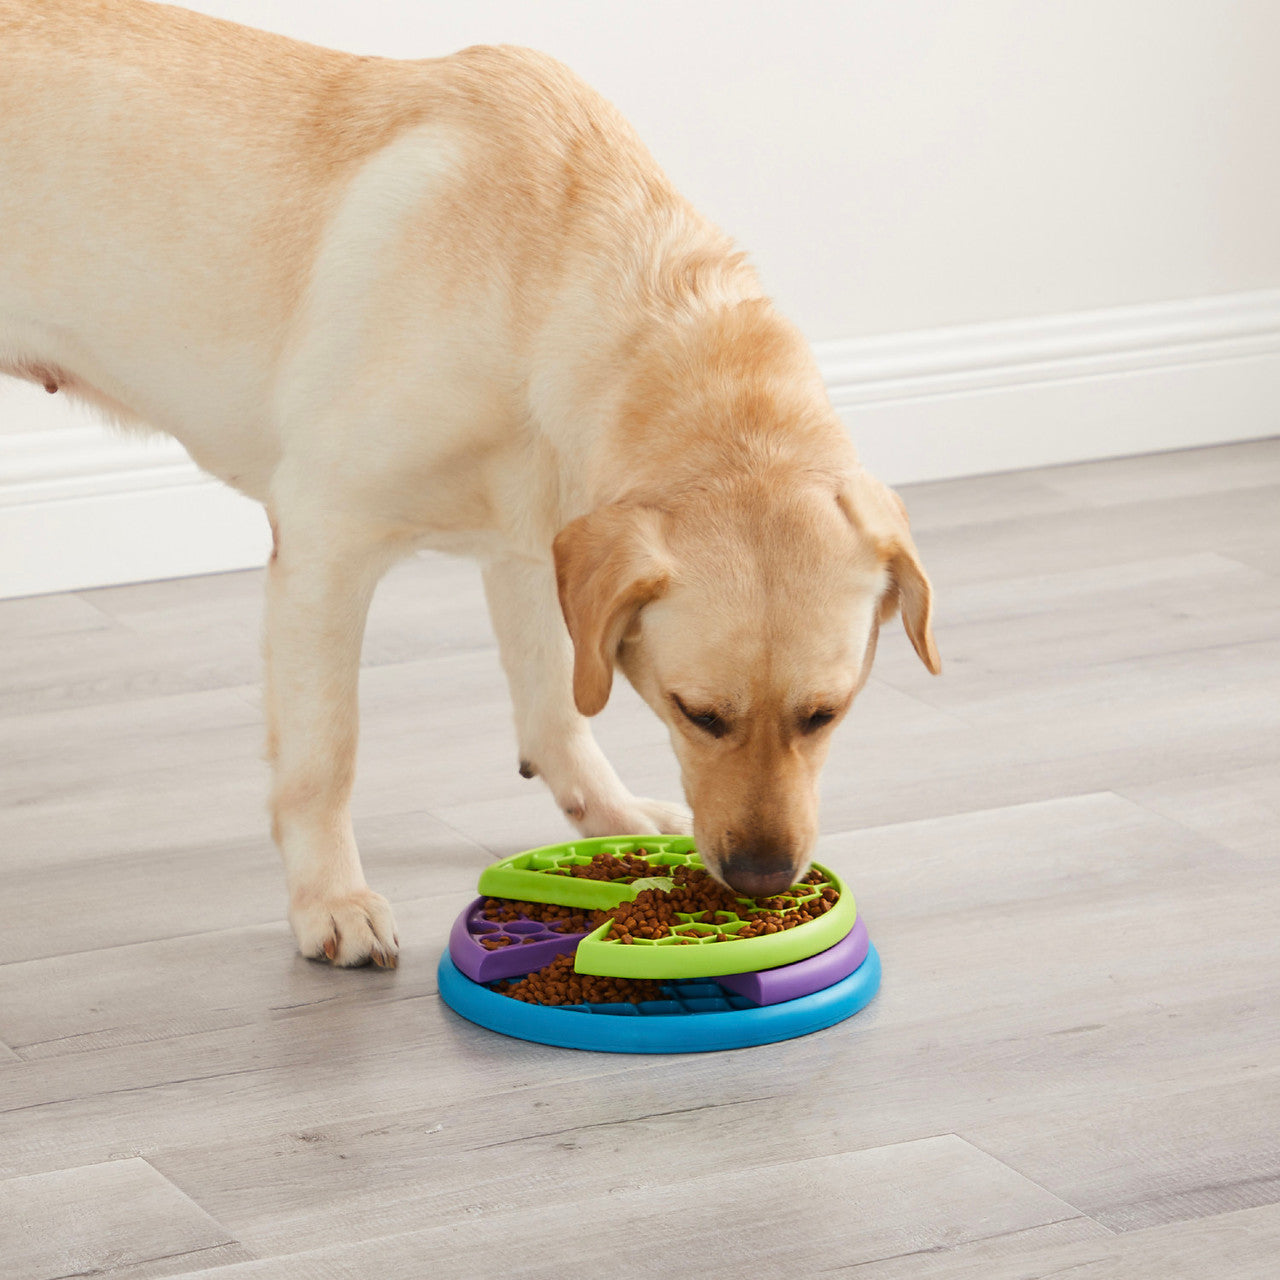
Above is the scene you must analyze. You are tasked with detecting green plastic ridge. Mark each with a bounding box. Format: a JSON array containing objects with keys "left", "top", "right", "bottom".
[{"left": 475, "top": 836, "right": 699, "bottom": 911}]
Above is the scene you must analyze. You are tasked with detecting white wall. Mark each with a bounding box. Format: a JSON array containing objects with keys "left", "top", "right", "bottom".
[
  {"left": 3, "top": 0, "right": 1278, "bottom": 594},
  {"left": 171, "top": 0, "right": 1280, "bottom": 338}
]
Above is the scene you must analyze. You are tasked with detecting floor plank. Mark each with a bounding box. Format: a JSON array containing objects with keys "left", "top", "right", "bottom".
[
  {"left": 1119, "top": 765, "right": 1280, "bottom": 860},
  {"left": 846, "top": 1201, "right": 1280, "bottom": 1279},
  {"left": 0, "top": 1158, "right": 245, "bottom": 1280},
  {"left": 162, "top": 1137, "right": 1095, "bottom": 1278},
  {"left": 0, "top": 589, "right": 115, "bottom": 642},
  {"left": 906, "top": 479, "right": 1280, "bottom": 589},
  {"left": 1034, "top": 437, "right": 1280, "bottom": 506},
  {"left": 963, "top": 1072, "right": 1280, "bottom": 1233},
  {"left": 0, "top": 806, "right": 488, "bottom": 964}
]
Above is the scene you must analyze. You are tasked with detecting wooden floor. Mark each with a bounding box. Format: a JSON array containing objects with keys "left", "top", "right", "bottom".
[{"left": 2, "top": 439, "right": 1278, "bottom": 1279}]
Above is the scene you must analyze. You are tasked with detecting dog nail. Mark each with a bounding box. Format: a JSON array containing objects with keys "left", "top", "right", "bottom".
[
  {"left": 518, "top": 759, "right": 536, "bottom": 779},
  {"left": 322, "top": 937, "right": 337, "bottom": 961}
]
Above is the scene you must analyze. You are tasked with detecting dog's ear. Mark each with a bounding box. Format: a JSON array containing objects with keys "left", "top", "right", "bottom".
[
  {"left": 553, "top": 504, "right": 672, "bottom": 716},
  {"left": 838, "top": 470, "right": 941, "bottom": 675}
]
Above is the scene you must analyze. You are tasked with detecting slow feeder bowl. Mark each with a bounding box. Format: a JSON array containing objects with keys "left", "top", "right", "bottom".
[{"left": 439, "top": 837, "right": 882, "bottom": 1052}]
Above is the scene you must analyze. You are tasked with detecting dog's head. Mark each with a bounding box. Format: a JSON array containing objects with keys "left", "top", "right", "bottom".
[{"left": 554, "top": 466, "right": 939, "bottom": 896}]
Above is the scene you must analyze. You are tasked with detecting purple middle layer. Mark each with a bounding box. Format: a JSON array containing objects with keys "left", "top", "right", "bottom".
[{"left": 449, "top": 896, "right": 591, "bottom": 983}]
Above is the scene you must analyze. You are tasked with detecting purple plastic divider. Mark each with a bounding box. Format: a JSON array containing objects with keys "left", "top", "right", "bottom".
[
  {"left": 717, "top": 916, "right": 869, "bottom": 1006},
  {"left": 448, "top": 896, "right": 591, "bottom": 983}
]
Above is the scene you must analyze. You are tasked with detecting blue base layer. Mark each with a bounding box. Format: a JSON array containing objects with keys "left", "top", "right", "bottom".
[{"left": 436, "top": 943, "right": 881, "bottom": 1054}]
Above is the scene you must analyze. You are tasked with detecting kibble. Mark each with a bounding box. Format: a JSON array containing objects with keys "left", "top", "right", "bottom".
[
  {"left": 481, "top": 897, "right": 593, "bottom": 930},
  {"left": 596, "top": 863, "right": 837, "bottom": 943},
  {"left": 494, "top": 953, "right": 665, "bottom": 1005},
  {"left": 545, "top": 850, "right": 663, "bottom": 882}
]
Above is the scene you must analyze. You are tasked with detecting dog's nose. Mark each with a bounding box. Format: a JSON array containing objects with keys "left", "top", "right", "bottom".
[{"left": 720, "top": 850, "right": 799, "bottom": 899}]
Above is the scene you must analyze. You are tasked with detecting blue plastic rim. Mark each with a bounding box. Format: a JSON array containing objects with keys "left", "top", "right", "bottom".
[{"left": 436, "top": 943, "right": 881, "bottom": 1054}]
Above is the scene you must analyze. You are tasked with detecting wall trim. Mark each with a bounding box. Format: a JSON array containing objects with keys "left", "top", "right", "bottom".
[
  {"left": 0, "top": 428, "right": 270, "bottom": 600},
  {"left": 0, "top": 426, "right": 202, "bottom": 507},
  {"left": 2, "top": 289, "right": 1278, "bottom": 598},
  {"left": 814, "top": 288, "right": 1280, "bottom": 485},
  {"left": 816, "top": 289, "right": 1280, "bottom": 409}
]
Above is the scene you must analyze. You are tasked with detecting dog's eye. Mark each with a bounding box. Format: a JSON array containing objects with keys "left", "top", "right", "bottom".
[
  {"left": 800, "top": 709, "right": 837, "bottom": 735},
  {"left": 672, "top": 695, "right": 729, "bottom": 739}
]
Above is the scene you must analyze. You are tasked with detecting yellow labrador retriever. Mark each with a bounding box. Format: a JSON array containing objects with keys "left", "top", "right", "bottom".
[{"left": 0, "top": 0, "right": 939, "bottom": 966}]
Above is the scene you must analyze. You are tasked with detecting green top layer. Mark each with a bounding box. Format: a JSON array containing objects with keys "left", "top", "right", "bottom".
[
  {"left": 474, "top": 836, "right": 857, "bottom": 980},
  {"left": 476, "top": 836, "right": 700, "bottom": 911},
  {"left": 574, "top": 864, "right": 853, "bottom": 980}
]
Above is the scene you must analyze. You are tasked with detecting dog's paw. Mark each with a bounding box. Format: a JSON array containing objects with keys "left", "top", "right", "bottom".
[
  {"left": 572, "top": 795, "right": 693, "bottom": 838},
  {"left": 289, "top": 887, "right": 400, "bottom": 969}
]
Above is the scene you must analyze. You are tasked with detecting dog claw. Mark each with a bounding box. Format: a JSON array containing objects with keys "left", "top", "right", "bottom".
[{"left": 291, "top": 888, "right": 399, "bottom": 969}]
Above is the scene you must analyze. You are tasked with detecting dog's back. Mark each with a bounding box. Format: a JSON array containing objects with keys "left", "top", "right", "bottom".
[
  {"left": 0, "top": 1, "right": 375, "bottom": 470},
  {"left": 0, "top": 0, "right": 756, "bottom": 508}
]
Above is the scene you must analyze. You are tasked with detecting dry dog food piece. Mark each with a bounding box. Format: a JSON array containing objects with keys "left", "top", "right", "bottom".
[
  {"left": 543, "top": 850, "right": 661, "bottom": 882},
  {"left": 481, "top": 898, "right": 595, "bottom": 934},
  {"left": 494, "top": 953, "right": 665, "bottom": 1005},
  {"left": 600, "top": 887, "right": 680, "bottom": 942}
]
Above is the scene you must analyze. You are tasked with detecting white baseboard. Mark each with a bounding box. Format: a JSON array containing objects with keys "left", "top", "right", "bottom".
[
  {"left": 2, "top": 290, "right": 1278, "bottom": 599},
  {"left": 816, "top": 289, "right": 1280, "bottom": 482},
  {"left": 0, "top": 418, "right": 271, "bottom": 600}
]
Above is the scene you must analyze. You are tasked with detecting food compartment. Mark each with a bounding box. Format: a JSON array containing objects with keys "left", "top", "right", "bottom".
[{"left": 447, "top": 897, "right": 593, "bottom": 983}]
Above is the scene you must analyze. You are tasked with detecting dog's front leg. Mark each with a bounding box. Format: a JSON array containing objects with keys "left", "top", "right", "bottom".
[
  {"left": 263, "top": 508, "right": 399, "bottom": 967},
  {"left": 482, "top": 555, "right": 691, "bottom": 837}
]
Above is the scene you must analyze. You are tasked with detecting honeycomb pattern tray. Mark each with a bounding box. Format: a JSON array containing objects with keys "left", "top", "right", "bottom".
[
  {"left": 448, "top": 897, "right": 591, "bottom": 984},
  {"left": 572, "top": 861, "right": 856, "bottom": 980},
  {"left": 475, "top": 835, "right": 700, "bottom": 911},
  {"left": 437, "top": 945, "right": 882, "bottom": 1053}
]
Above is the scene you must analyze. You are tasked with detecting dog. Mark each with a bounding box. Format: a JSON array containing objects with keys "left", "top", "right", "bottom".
[{"left": 1, "top": 0, "right": 939, "bottom": 967}]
